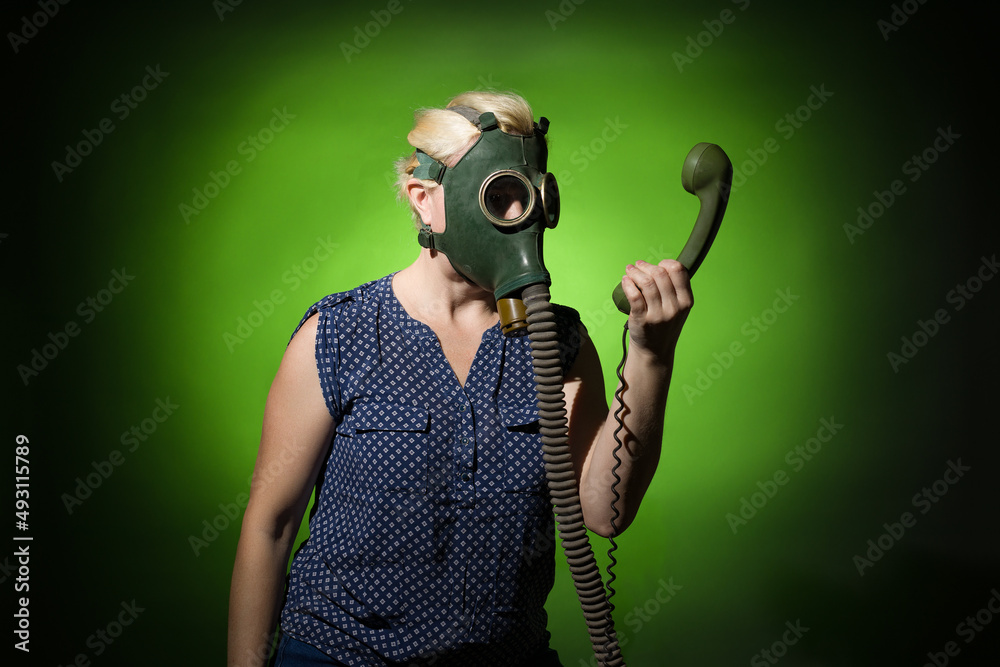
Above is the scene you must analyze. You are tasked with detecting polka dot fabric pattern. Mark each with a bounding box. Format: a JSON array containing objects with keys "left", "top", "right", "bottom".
[{"left": 279, "top": 274, "right": 583, "bottom": 666}]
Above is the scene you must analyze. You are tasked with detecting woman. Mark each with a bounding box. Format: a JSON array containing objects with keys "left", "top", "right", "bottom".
[{"left": 228, "top": 91, "right": 692, "bottom": 666}]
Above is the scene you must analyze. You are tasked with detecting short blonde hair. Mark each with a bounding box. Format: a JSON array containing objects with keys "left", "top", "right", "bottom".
[{"left": 395, "top": 91, "right": 538, "bottom": 228}]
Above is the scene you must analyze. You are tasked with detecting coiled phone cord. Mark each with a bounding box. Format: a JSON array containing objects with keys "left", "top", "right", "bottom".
[
  {"left": 606, "top": 321, "right": 629, "bottom": 658},
  {"left": 520, "top": 141, "right": 729, "bottom": 665},
  {"left": 522, "top": 283, "right": 625, "bottom": 667}
]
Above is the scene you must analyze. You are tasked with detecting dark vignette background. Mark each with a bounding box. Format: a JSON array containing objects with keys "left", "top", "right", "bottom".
[{"left": 3, "top": 0, "right": 998, "bottom": 665}]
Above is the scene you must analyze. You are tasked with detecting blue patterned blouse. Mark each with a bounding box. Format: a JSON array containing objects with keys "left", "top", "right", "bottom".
[{"left": 278, "top": 274, "right": 582, "bottom": 666}]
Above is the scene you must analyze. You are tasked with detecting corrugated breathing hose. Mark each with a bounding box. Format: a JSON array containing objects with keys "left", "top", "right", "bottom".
[{"left": 521, "top": 282, "right": 625, "bottom": 667}]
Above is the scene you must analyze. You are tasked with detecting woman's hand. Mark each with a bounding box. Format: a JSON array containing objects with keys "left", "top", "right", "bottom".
[{"left": 619, "top": 259, "right": 693, "bottom": 365}]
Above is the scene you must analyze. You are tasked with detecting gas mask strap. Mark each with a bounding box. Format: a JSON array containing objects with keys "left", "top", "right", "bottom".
[
  {"left": 413, "top": 150, "right": 445, "bottom": 183},
  {"left": 416, "top": 222, "right": 436, "bottom": 250},
  {"left": 413, "top": 151, "right": 443, "bottom": 249},
  {"left": 411, "top": 110, "right": 502, "bottom": 183},
  {"left": 412, "top": 110, "right": 502, "bottom": 250},
  {"left": 478, "top": 112, "right": 498, "bottom": 131},
  {"left": 447, "top": 105, "right": 482, "bottom": 126}
]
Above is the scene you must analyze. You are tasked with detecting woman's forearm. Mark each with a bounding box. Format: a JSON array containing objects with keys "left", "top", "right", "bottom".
[
  {"left": 581, "top": 347, "right": 673, "bottom": 537},
  {"left": 228, "top": 524, "right": 296, "bottom": 667}
]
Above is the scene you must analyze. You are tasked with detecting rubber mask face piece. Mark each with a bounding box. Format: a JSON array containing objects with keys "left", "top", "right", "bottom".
[{"left": 415, "top": 112, "right": 558, "bottom": 300}]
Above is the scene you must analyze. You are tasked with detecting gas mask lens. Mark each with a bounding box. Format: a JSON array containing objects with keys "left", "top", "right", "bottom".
[
  {"left": 479, "top": 170, "right": 560, "bottom": 229},
  {"left": 481, "top": 171, "right": 533, "bottom": 227}
]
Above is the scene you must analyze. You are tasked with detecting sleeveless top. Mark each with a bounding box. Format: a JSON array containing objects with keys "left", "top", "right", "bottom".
[{"left": 279, "top": 274, "right": 583, "bottom": 666}]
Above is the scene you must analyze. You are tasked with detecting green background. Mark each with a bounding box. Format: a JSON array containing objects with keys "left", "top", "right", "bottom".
[{"left": 5, "top": 0, "right": 998, "bottom": 664}]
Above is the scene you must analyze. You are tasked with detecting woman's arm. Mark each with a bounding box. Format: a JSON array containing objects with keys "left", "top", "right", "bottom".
[
  {"left": 228, "top": 314, "right": 336, "bottom": 667},
  {"left": 564, "top": 259, "right": 693, "bottom": 537}
]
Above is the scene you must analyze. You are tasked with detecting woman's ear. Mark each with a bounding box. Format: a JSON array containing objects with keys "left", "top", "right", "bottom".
[
  {"left": 406, "top": 178, "right": 442, "bottom": 231},
  {"left": 406, "top": 178, "right": 428, "bottom": 217}
]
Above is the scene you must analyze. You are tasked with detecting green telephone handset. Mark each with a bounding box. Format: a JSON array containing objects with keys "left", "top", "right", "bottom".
[
  {"left": 612, "top": 142, "right": 733, "bottom": 314},
  {"left": 595, "top": 143, "right": 732, "bottom": 666}
]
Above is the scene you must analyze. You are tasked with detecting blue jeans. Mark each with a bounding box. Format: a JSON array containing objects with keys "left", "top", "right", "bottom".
[
  {"left": 269, "top": 633, "right": 563, "bottom": 666},
  {"left": 270, "top": 634, "right": 347, "bottom": 666}
]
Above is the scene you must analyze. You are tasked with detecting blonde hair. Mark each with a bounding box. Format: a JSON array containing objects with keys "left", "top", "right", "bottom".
[{"left": 395, "top": 91, "right": 539, "bottom": 228}]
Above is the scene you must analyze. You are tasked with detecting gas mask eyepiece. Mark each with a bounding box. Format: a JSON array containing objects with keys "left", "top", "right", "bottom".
[{"left": 480, "top": 170, "right": 559, "bottom": 230}]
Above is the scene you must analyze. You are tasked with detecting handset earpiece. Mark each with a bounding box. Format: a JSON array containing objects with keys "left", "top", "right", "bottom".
[{"left": 612, "top": 142, "right": 733, "bottom": 314}]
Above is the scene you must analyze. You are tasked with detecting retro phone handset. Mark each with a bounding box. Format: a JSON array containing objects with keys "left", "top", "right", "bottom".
[
  {"left": 595, "top": 142, "right": 733, "bottom": 665},
  {"left": 611, "top": 142, "right": 733, "bottom": 311},
  {"left": 526, "top": 142, "right": 731, "bottom": 667},
  {"left": 415, "top": 114, "right": 731, "bottom": 666}
]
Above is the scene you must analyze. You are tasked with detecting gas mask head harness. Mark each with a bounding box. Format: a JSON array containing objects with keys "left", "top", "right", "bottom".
[{"left": 412, "top": 106, "right": 559, "bottom": 334}]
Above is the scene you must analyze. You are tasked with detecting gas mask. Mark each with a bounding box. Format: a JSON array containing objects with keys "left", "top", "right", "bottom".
[{"left": 413, "top": 108, "right": 559, "bottom": 334}]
